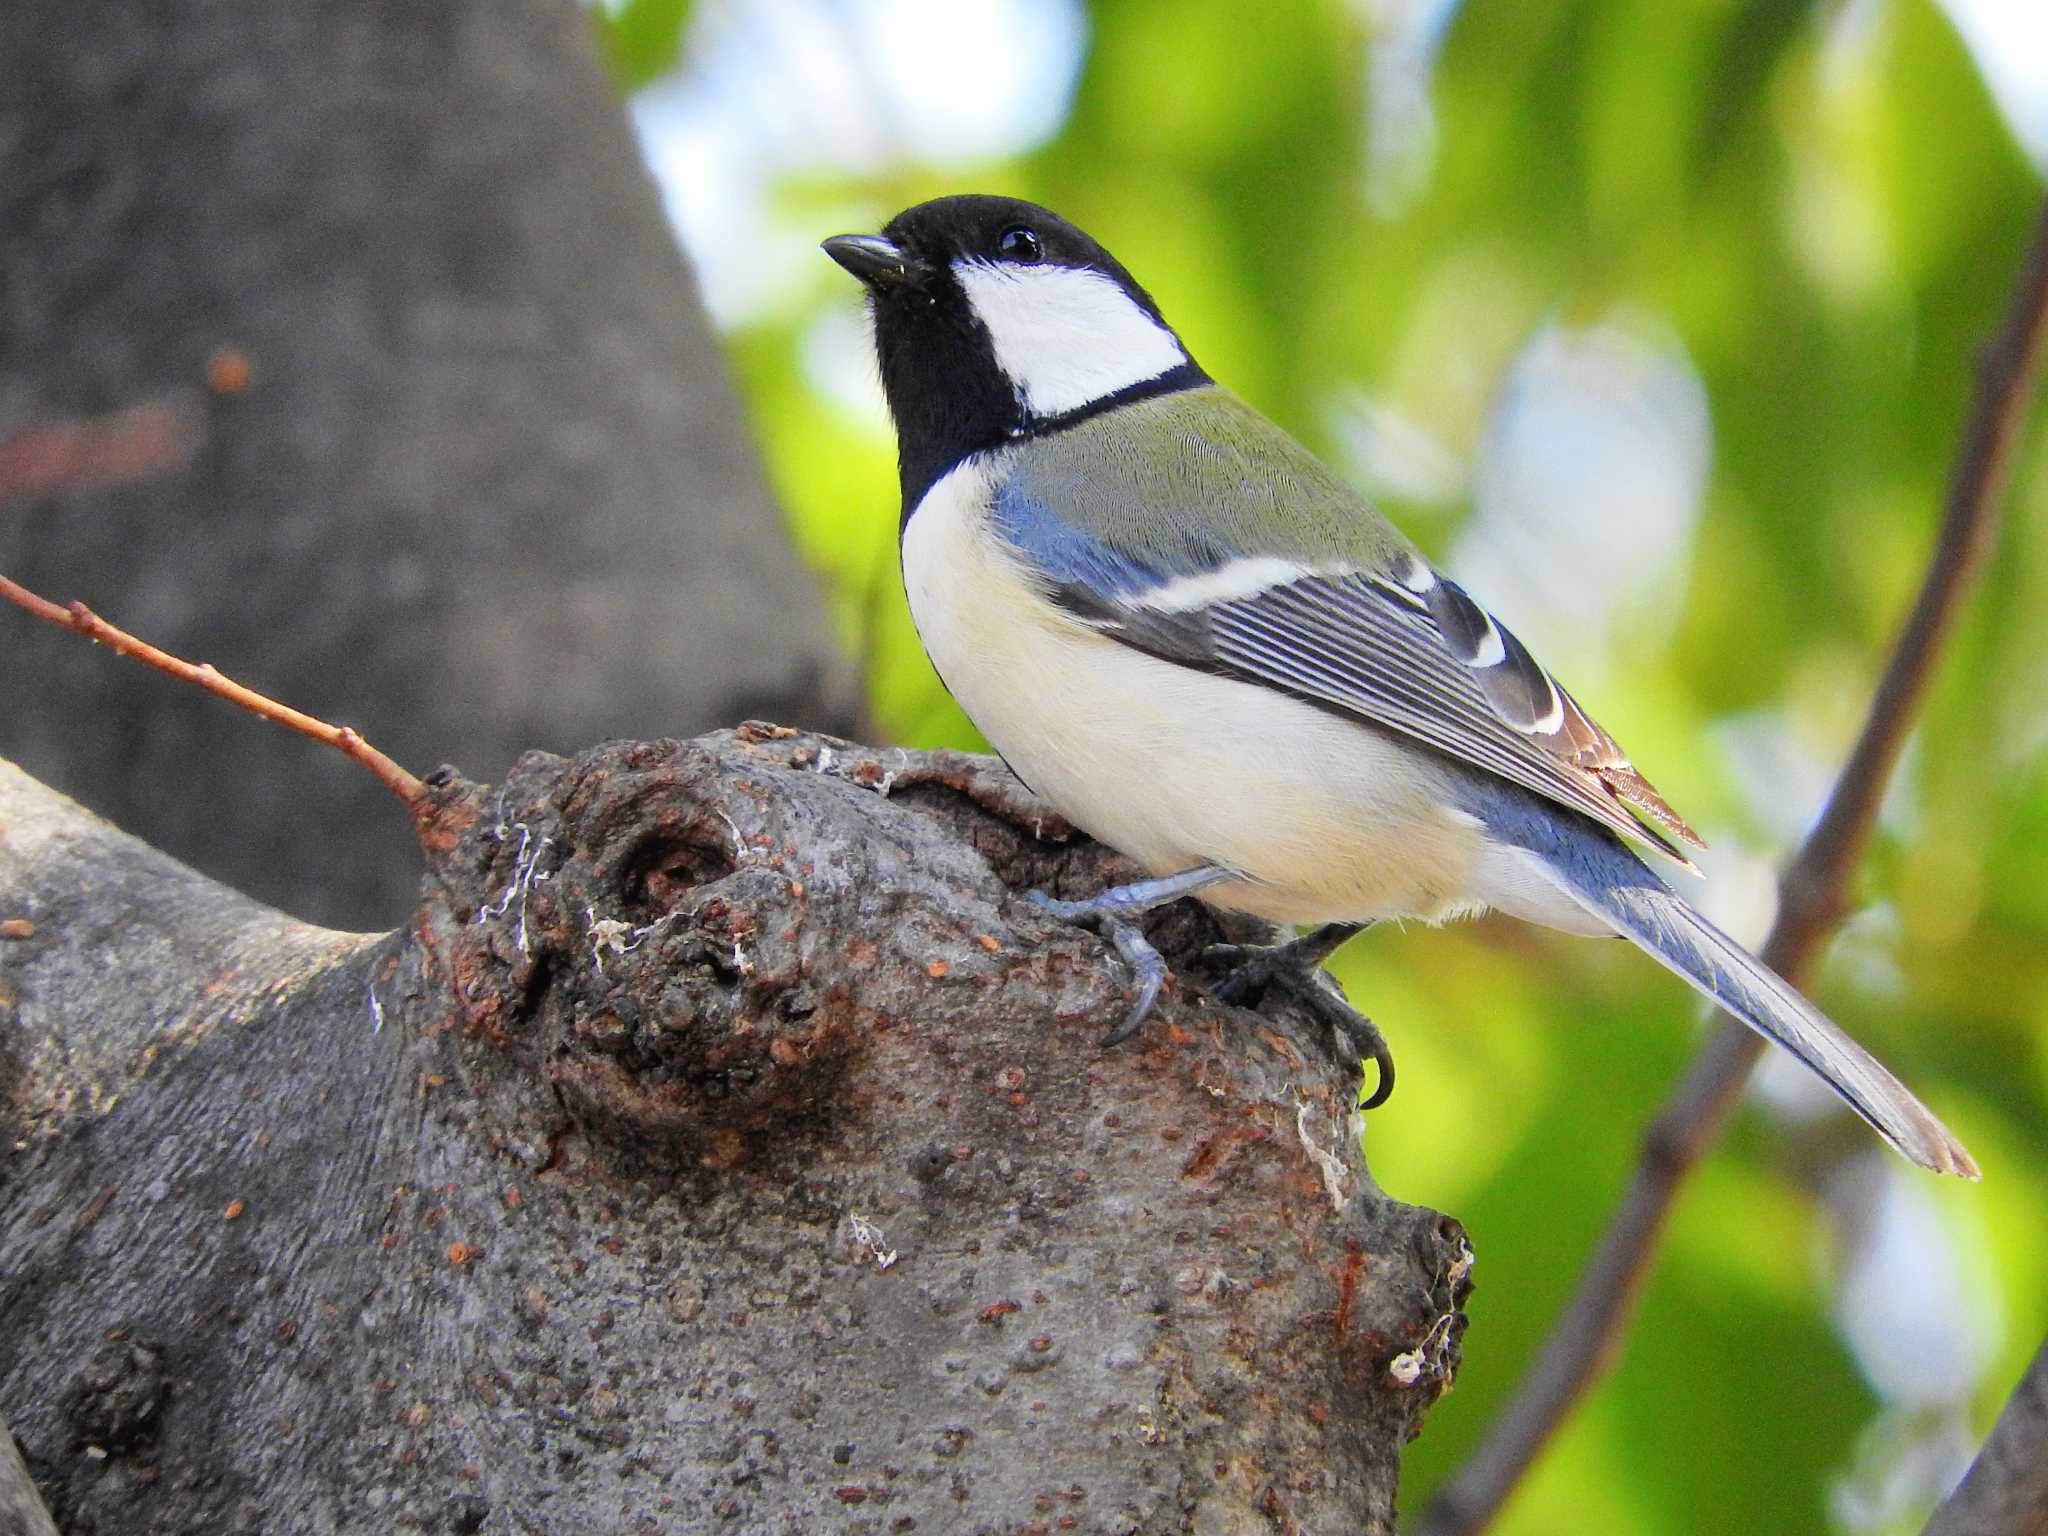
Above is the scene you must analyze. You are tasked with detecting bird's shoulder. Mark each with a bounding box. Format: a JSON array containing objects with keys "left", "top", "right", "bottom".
[{"left": 989, "top": 384, "right": 1414, "bottom": 576}]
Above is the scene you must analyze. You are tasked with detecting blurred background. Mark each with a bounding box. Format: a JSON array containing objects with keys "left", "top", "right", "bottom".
[
  {"left": 606, "top": 0, "right": 2045, "bottom": 1529},
  {"left": 3, "top": 0, "right": 2042, "bottom": 1529}
]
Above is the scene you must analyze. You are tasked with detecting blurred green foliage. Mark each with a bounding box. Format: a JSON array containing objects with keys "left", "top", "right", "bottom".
[
  {"left": 640, "top": 0, "right": 2046, "bottom": 1529},
  {"left": 591, "top": 0, "right": 693, "bottom": 93}
]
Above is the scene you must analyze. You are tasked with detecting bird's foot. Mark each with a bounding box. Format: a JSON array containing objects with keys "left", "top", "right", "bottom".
[
  {"left": 1203, "top": 920, "right": 1364, "bottom": 1004},
  {"left": 1203, "top": 922, "right": 1394, "bottom": 1108},
  {"left": 1028, "top": 865, "right": 1234, "bottom": 1046}
]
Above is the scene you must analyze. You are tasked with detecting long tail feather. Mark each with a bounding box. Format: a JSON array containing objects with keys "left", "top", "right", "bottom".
[{"left": 1559, "top": 873, "right": 1978, "bottom": 1179}]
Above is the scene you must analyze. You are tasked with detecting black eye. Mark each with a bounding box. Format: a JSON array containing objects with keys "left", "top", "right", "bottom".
[{"left": 996, "top": 225, "right": 1042, "bottom": 263}]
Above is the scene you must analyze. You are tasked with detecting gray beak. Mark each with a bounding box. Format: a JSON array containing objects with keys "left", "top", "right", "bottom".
[{"left": 822, "top": 234, "right": 931, "bottom": 292}]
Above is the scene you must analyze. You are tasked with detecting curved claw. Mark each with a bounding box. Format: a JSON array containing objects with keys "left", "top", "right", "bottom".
[
  {"left": 1098, "top": 916, "right": 1168, "bottom": 1047},
  {"left": 1298, "top": 967, "right": 1395, "bottom": 1109},
  {"left": 1204, "top": 928, "right": 1396, "bottom": 1107},
  {"left": 1358, "top": 1035, "right": 1395, "bottom": 1111},
  {"left": 1026, "top": 867, "right": 1230, "bottom": 1046}
]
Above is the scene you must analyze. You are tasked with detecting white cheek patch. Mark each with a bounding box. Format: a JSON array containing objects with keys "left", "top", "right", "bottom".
[{"left": 952, "top": 260, "right": 1188, "bottom": 418}]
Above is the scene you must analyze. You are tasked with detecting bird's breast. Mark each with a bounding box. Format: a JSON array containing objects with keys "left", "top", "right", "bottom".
[{"left": 900, "top": 455, "right": 1491, "bottom": 926}]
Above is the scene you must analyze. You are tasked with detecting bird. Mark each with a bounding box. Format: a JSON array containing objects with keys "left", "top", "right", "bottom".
[{"left": 823, "top": 194, "right": 1978, "bottom": 1179}]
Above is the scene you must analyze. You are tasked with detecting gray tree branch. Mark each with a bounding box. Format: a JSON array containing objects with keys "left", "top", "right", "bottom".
[
  {"left": 1, "top": 1417, "right": 59, "bottom": 1536},
  {"left": 2, "top": 732, "right": 1468, "bottom": 1533},
  {"left": 1923, "top": 1338, "right": 2048, "bottom": 1536}
]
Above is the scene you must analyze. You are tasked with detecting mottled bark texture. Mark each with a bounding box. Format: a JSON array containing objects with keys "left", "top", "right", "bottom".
[
  {"left": 0, "top": 730, "right": 1469, "bottom": 1535},
  {"left": 0, "top": 0, "right": 855, "bottom": 932},
  {"left": 2, "top": 1417, "right": 59, "bottom": 1536}
]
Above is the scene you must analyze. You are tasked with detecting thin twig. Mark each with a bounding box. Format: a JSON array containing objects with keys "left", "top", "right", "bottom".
[
  {"left": 1417, "top": 193, "right": 2048, "bottom": 1536},
  {"left": 0, "top": 572, "right": 425, "bottom": 807}
]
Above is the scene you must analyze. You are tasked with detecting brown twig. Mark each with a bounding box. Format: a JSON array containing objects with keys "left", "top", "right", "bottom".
[
  {"left": 0, "top": 572, "right": 425, "bottom": 808},
  {"left": 1417, "top": 193, "right": 2048, "bottom": 1536},
  {"left": 1922, "top": 1336, "right": 2048, "bottom": 1536}
]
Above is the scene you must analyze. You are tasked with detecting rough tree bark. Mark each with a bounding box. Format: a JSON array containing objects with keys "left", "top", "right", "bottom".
[
  {"left": 0, "top": 730, "right": 1469, "bottom": 1534},
  {"left": 0, "top": 0, "right": 855, "bottom": 931},
  {"left": 1923, "top": 1340, "right": 2048, "bottom": 1536},
  {"left": 2, "top": 1416, "right": 59, "bottom": 1536}
]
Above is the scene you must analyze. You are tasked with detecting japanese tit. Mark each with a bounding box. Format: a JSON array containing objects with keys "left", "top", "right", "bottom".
[{"left": 825, "top": 195, "right": 1975, "bottom": 1179}]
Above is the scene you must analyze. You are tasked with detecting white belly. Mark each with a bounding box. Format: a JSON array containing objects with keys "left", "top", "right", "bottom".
[{"left": 899, "top": 457, "right": 1495, "bottom": 927}]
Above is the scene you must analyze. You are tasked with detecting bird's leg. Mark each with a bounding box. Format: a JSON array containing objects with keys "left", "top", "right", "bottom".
[
  {"left": 1028, "top": 865, "right": 1235, "bottom": 1047},
  {"left": 1204, "top": 922, "right": 1395, "bottom": 1108},
  {"left": 1026, "top": 864, "right": 1236, "bottom": 923}
]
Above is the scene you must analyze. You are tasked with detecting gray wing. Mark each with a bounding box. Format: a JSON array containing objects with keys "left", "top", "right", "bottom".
[
  {"left": 986, "top": 415, "right": 1707, "bottom": 865},
  {"left": 990, "top": 464, "right": 1706, "bottom": 862},
  {"left": 1096, "top": 561, "right": 1704, "bottom": 865}
]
